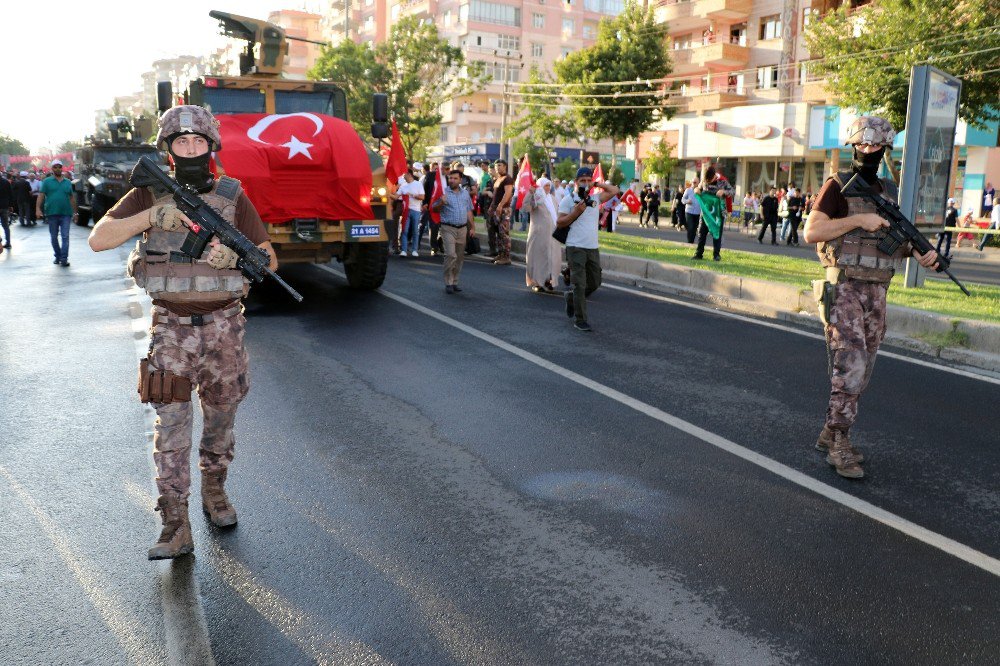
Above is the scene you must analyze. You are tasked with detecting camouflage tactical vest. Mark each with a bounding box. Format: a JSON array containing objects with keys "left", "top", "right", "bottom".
[
  {"left": 816, "top": 171, "right": 909, "bottom": 283},
  {"left": 127, "top": 177, "right": 249, "bottom": 302}
]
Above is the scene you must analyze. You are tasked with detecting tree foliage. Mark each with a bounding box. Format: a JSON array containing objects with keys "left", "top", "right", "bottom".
[
  {"left": 642, "top": 140, "right": 678, "bottom": 182},
  {"left": 0, "top": 134, "right": 29, "bottom": 156},
  {"left": 555, "top": 1, "right": 672, "bottom": 163},
  {"left": 804, "top": 0, "right": 1000, "bottom": 129},
  {"left": 511, "top": 136, "right": 550, "bottom": 176},
  {"left": 504, "top": 66, "right": 577, "bottom": 161},
  {"left": 57, "top": 140, "right": 83, "bottom": 153},
  {"left": 310, "top": 17, "right": 488, "bottom": 158},
  {"left": 553, "top": 158, "right": 578, "bottom": 182}
]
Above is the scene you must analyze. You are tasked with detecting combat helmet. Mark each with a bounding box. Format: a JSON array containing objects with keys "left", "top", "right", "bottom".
[
  {"left": 844, "top": 116, "right": 895, "bottom": 147},
  {"left": 156, "top": 105, "right": 222, "bottom": 152}
]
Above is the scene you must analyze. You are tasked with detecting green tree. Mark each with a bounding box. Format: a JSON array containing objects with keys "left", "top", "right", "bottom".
[
  {"left": 642, "top": 140, "right": 678, "bottom": 183},
  {"left": 0, "top": 134, "right": 30, "bottom": 156},
  {"left": 504, "top": 65, "right": 577, "bottom": 164},
  {"left": 511, "top": 136, "right": 549, "bottom": 176},
  {"left": 57, "top": 140, "right": 82, "bottom": 153},
  {"left": 804, "top": 0, "right": 1000, "bottom": 129},
  {"left": 310, "top": 17, "right": 488, "bottom": 158},
  {"left": 555, "top": 1, "right": 672, "bottom": 166},
  {"left": 553, "top": 157, "right": 578, "bottom": 182}
]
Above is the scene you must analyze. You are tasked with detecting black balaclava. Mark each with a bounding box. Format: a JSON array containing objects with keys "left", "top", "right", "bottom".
[
  {"left": 851, "top": 145, "right": 886, "bottom": 183},
  {"left": 168, "top": 133, "right": 214, "bottom": 193}
]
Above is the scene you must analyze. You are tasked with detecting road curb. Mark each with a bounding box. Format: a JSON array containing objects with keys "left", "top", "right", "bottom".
[{"left": 479, "top": 231, "right": 1000, "bottom": 374}]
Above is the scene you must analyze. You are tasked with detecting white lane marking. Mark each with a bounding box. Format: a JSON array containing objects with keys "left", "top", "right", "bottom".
[
  {"left": 125, "top": 280, "right": 217, "bottom": 666},
  {"left": 600, "top": 282, "right": 1000, "bottom": 387},
  {"left": 317, "top": 264, "right": 1000, "bottom": 577},
  {"left": 0, "top": 465, "right": 162, "bottom": 665}
]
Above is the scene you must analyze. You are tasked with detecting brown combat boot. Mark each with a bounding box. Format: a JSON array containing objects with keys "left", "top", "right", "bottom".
[
  {"left": 148, "top": 497, "right": 194, "bottom": 560},
  {"left": 201, "top": 472, "right": 238, "bottom": 528},
  {"left": 825, "top": 429, "right": 864, "bottom": 479},
  {"left": 815, "top": 426, "right": 864, "bottom": 463}
]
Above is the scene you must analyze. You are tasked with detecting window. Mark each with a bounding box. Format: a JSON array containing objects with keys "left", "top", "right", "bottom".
[
  {"left": 391, "top": 4, "right": 400, "bottom": 19},
  {"left": 497, "top": 34, "right": 520, "bottom": 50},
  {"left": 583, "top": 0, "right": 623, "bottom": 14},
  {"left": 364, "top": 15, "right": 375, "bottom": 31},
  {"left": 730, "top": 23, "right": 747, "bottom": 46},
  {"left": 490, "top": 98, "right": 502, "bottom": 114},
  {"left": 759, "top": 15, "right": 782, "bottom": 41},
  {"left": 800, "top": 61, "right": 811, "bottom": 85},
  {"left": 275, "top": 90, "right": 347, "bottom": 118},
  {"left": 531, "top": 42, "right": 544, "bottom": 58},
  {"left": 583, "top": 23, "right": 596, "bottom": 39},
  {"left": 444, "top": 10, "right": 452, "bottom": 27},
  {"left": 560, "top": 47, "right": 572, "bottom": 59},
  {"left": 803, "top": 7, "right": 818, "bottom": 29},
  {"left": 562, "top": 18, "right": 574, "bottom": 35},
  {"left": 482, "top": 62, "right": 521, "bottom": 83},
  {"left": 757, "top": 65, "right": 778, "bottom": 90},
  {"left": 469, "top": 1, "right": 521, "bottom": 27},
  {"left": 532, "top": 12, "right": 545, "bottom": 29},
  {"left": 673, "top": 34, "right": 692, "bottom": 50},
  {"left": 440, "top": 126, "right": 449, "bottom": 143}
]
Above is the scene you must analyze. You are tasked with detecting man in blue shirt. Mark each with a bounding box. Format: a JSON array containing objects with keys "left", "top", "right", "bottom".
[
  {"left": 36, "top": 160, "right": 78, "bottom": 266},
  {"left": 433, "top": 169, "right": 476, "bottom": 293}
]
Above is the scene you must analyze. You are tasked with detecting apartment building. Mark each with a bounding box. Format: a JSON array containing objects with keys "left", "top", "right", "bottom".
[
  {"left": 319, "top": 0, "right": 625, "bottom": 169},
  {"left": 638, "top": 0, "right": 859, "bottom": 195},
  {"left": 269, "top": 9, "right": 325, "bottom": 78}
]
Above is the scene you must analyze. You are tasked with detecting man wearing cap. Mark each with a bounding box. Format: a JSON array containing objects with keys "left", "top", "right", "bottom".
[
  {"left": 556, "top": 167, "right": 619, "bottom": 332},
  {"left": 36, "top": 160, "right": 77, "bottom": 265},
  {"left": 804, "top": 116, "right": 940, "bottom": 479},
  {"left": 89, "top": 105, "right": 277, "bottom": 560}
]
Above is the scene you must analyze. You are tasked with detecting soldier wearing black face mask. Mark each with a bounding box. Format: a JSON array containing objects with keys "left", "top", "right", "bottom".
[{"left": 802, "top": 116, "right": 940, "bottom": 480}]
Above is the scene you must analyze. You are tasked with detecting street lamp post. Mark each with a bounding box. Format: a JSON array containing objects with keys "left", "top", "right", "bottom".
[{"left": 494, "top": 48, "right": 522, "bottom": 164}]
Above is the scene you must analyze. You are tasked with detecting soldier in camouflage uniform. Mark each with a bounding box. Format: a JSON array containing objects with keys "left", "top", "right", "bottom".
[
  {"left": 803, "top": 116, "right": 940, "bottom": 479},
  {"left": 89, "top": 106, "right": 277, "bottom": 558}
]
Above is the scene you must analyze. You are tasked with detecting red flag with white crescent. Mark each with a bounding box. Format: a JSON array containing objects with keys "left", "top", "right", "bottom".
[
  {"left": 215, "top": 113, "right": 374, "bottom": 223},
  {"left": 429, "top": 167, "right": 446, "bottom": 223},
  {"left": 385, "top": 119, "right": 407, "bottom": 191},
  {"left": 590, "top": 162, "right": 604, "bottom": 196},
  {"left": 621, "top": 187, "right": 642, "bottom": 214},
  {"left": 515, "top": 154, "right": 536, "bottom": 210}
]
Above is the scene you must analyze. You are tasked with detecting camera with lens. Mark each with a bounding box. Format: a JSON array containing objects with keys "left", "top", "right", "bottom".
[{"left": 577, "top": 185, "right": 594, "bottom": 207}]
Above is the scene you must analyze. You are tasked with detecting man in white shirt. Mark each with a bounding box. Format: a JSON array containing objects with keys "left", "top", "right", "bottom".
[
  {"left": 556, "top": 167, "right": 619, "bottom": 332},
  {"left": 392, "top": 169, "right": 424, "bottom": 256}
]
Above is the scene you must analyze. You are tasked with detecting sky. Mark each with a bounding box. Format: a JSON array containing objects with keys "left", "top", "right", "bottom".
[{"left": 1, "top": 1, "right": 321, "bottom": 153}]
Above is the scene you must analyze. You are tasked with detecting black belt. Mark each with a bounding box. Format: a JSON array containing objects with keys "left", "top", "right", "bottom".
[{"left": 442, "top": 223, "right": 468, "bottom": 228}]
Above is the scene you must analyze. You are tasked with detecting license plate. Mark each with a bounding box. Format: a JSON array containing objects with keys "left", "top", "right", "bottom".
[{"left": 348, "top": 224, "right": 380, "bottom": 238}]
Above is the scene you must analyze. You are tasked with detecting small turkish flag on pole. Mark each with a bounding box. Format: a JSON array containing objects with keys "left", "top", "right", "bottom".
[
  {"left": 592, "top": 162, "right": 604, "bottom": 183},
  {"left": 621, "top": 188, "right": 642, "bottom": 214},
  {"left": 429, "top": 166, "right": 446, "bottom": 223},
  {"left": 385, "top": 119, "right": 407, "bottom": 191},
  {"left": 515, "top": 154, "right": 536, "bottom": 211}
]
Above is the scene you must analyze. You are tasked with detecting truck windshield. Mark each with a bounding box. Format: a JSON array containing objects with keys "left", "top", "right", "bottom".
[
  {"left": 95, "top": 149, "right": 158, "bottom": 163},
  {"left": 275, "top": 90, "right": 340, "bottom": 116},
  {"left": 203, "top": 88, "right": 267, "bottom": 114}
]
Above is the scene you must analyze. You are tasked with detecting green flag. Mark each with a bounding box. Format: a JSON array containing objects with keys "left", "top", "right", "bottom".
[{"left": 694, "top": 191, "right": 726, "bottom": 239}]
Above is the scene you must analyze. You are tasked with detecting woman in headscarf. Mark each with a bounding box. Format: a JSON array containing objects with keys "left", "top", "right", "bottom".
[{"left": 525, "top": 177, "right": 562, "bottom": 293}]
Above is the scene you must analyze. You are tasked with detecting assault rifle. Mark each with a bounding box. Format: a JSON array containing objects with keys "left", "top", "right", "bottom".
[
  {"left": 840, "top": 172, "right": 970, "bottom": 296},
  {"left": 131, "top": 156, "right": 303, "bottom": 302}
]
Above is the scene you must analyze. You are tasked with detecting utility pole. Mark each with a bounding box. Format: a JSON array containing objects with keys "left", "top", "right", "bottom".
[
  {"left": 494, "top": 48, "right": 522, "bottom": 163},
  {"left": 344, "top": 0, "right": 350, "bottom": 42}
]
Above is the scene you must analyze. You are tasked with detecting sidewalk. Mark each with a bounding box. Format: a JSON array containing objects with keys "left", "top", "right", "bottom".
[{"left": 478, "top": 229, "right": 1000, "bottom": 375}]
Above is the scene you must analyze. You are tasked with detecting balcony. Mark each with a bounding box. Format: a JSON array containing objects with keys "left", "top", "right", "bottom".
[
  {"left": 687, "top": 89, "right": 749, "bottom": 112},
  {"left": 690, "top": 40, "right": 750, "bottom": 69},
  {"left": 656, "top": 1, "right": 710, "bottom": 33},
  {"left": 802, "top": 79, "right": 834, "bottom": 103},
  {"left": 669, "top": 47, "right": 699, "bottom": 75},
  {"left": 700, "top": 0, "right": 752, "bottom": 20}
]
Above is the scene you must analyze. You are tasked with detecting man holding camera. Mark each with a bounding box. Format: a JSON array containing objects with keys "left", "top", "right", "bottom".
[{"left": 556, "top": 167, "right": 619, "bottom": 332}]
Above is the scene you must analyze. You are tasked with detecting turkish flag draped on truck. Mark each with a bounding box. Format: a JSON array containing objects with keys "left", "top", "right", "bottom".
[{"left": 215, "top": 113, "right": 374, "bottom": 223}]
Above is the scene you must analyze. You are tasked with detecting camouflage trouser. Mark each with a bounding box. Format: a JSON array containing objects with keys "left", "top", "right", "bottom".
[
  {"left": 824, "top": 280, "right": 888, "bottom": 431},
  {"left": 495, "top": 207, "right": 511, "bottom": 259},
  {"left": 148, "top": 304, "right": 250, "bottom": 501}
]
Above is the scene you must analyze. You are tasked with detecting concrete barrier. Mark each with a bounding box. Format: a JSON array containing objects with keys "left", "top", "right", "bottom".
[{"left": 474, "top": 230, "right": 1000, "bottom": 372}]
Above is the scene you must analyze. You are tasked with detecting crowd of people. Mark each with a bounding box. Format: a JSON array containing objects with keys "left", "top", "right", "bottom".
[
  {"left": 385, "top": 158, "right": 618, "bottom": 331},
  {"left": 0, "top": 162, "right": 76, "bottom": 264}
]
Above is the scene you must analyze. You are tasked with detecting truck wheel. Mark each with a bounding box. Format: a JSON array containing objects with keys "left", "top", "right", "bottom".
[{"left": 343, "top": 241, "right": 388, "bottom": 289}]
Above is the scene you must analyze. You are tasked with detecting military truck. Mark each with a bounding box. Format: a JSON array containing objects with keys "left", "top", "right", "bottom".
[
  {"left": 73, "top": 116, "right": 164, "bottom": 226},
  {"left": 158, "top": 10, "right": 391, "bottom": 289}
]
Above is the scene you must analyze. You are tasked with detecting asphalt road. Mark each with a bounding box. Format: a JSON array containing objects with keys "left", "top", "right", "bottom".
[
  {"left": 2, "top": 222, "right": 998, "bottom": 665},
  {"left": 610, "top": 213, "right": 1000, "bottom": 287}
]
